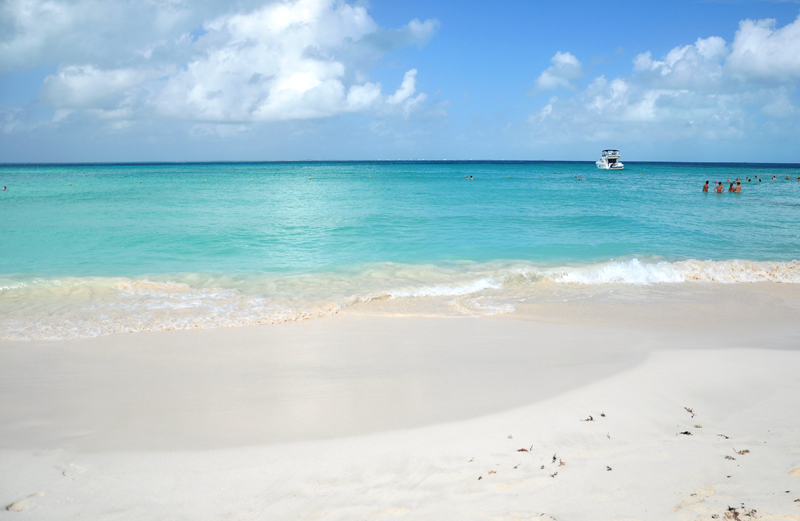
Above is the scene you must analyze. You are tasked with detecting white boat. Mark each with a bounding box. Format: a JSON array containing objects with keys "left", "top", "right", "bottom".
[{"left": 596, "top": 149, "right": 624, "bottom": 170}]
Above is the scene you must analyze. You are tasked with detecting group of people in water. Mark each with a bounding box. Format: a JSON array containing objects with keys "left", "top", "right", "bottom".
[
  {"left": 703, "top": 174, "right": 800, "bottom": 193},
  {"left": 704, "top": 180, "right": 742, "bottom": 193}
]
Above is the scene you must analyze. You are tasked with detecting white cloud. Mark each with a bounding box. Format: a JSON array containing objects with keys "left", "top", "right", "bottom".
[
  {"left": 0, "top": 0, "right": 200, "bottom": 72},
  {"left": 41, "top": 65, "right": 161, "bottom": 109},
  {"left": 1, "top": 0, "right": 439, "bottom": 124},
  {"left": 760, "top": 87, "right": 798, "bottom": 118},
  {"left": 531, "top": 51, "right": 583, "bottom": 93},
  {"left": 632, "top": 36, "right": 727, "bottom": 91},
  {"left": 387, "top": 69, "right": 418, "bottom": 105},
  {"left": 726, "top": 14, "right": 800, "bottom": 83},
  {"left": 529, "top": 13, "right": 800, "bottom": 147},
  {"left": 149, "top": 1, "right": 434, "bottom": 122},
  {"left": 378, "top": 68, "right": 425, "bottom": 118},
  {"left": 532, "top": 78, "right": 751, "bottom": 146},
  {"left": 345, "top": 81, "right": 382, "bottom": 111}
]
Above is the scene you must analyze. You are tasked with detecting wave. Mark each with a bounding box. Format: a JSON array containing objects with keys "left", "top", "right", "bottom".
[
  {"left": 385, "top": 277, "right": 501, "bottom": 299},
  {"left": 2, "top": 258, "right": 799, "bottom": 340},
  {"left": 541, "top": 259, "right": 800, "bottom": 285}
]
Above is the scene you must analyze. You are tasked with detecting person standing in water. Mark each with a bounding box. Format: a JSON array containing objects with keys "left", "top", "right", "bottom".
[
  {"left": 702, "top": 181, "right": 709, "bottom": 192},
  {"left": 735, "top": 182, "right": 742, "bottom": 193},
  {"left": 714, "top": 182, "right": 725, "bottom": 193}
]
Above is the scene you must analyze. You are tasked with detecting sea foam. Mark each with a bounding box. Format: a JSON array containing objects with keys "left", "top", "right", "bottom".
[
  {"left": 2, "top": 259, "right": 799, "bottom": 340},
  {"left": 544, "top": 259, "right": 800, "bottom": 285},
  {"left": 385, "top": 277, "right": 501, "bottom": 299}
]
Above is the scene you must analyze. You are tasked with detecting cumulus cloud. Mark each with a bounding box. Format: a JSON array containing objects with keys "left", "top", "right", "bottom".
[
  {"left": 41, "top": 65, "right": 161, "bottom": 110},
  {"left": 531, "top": 52, "right": 584, "bottom": 93},
  {"left": 632, "top": 36, "right": 728, "bottom": 91},
  {"left": 529, "top": 12, "right": 800, "bottom": 146},
  {"left": 1, "top": 0, "right": 439, "bottom": 126},
  {"left": 726, "top": 14, "right": 800, "bottom": 83},
  {"left": 0, "top": 0, "right": 202, "bottom": 72},
  {"left": 384, "top": 68, "right": 427, "bottom": 117},
  {"left": 387, "top": 69, "right": 418, "bottom": 105}
]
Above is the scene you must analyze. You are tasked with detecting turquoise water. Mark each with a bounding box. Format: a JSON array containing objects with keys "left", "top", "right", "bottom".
[{"left": 2, "top": 161, "right": 800, "bottom": 339}]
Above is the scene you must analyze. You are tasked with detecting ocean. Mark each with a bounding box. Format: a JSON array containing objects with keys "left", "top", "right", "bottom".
[{"left": 2, "top": 161, "right": 800, "bottom": 340}]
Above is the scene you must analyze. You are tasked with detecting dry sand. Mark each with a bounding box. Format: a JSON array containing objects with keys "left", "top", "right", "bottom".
[{"left": 2, "top": 283, "right": 800, "bottom": 520}]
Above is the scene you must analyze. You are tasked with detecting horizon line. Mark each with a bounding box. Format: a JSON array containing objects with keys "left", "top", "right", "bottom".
[{"left": 2, "top": 159, "right": 800, "bottom": 167}]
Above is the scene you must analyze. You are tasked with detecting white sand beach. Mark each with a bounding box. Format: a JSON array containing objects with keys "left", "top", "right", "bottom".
[{"left": 2, "top": 283, "right": 800, "bottom": 520}]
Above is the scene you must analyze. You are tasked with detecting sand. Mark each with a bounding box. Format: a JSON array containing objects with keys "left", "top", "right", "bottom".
[{"left": 2, "top": 283, "right": 800, "bottom": 520}]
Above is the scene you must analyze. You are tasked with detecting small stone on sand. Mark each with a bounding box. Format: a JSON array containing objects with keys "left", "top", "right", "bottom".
[{"left": 6, "top": 493, "right": 43, "bottom": 512}]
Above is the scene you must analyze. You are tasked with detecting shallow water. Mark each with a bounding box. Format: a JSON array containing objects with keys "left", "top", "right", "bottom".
[{"left": 2, "top": 161, "right": 799, "bottom": 339}]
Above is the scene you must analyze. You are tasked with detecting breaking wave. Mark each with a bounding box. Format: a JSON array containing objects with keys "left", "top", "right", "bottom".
[{"left": 543, "top": 258, "right": 800, "bottom": 285}]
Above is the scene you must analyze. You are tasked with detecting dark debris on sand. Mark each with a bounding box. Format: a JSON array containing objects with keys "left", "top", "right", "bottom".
[{"left": 724, "top": 504, "right": 757, "bottom": 520}]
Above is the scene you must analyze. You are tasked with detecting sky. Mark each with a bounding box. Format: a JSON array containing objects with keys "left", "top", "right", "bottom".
[{"left": 1, "top": 0, "right": 800, "bottom": 162}]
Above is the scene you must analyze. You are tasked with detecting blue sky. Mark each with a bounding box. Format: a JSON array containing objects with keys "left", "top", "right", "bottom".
[{"left": 2, "top": 0, "right": 800, "bottom": 162}]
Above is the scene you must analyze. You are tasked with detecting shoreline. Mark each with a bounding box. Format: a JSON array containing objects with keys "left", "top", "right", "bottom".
[{"left": 4, "top": 267, "right": 800, "bottom": 341}]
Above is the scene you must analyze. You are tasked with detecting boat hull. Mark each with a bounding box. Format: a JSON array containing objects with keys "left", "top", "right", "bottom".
[{"left": 596, "top": 161, "right": 624, "bottom": 170}]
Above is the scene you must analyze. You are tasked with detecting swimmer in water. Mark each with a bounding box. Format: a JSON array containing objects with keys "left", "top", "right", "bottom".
[
  {"left": 735, "top": 182, "right": 741, "bottom": 193},
  {"left": 714, "top": 182, "right": 725, "bottom": 193},
  {"left": 772, "top": 176, "right": 777, "bottom": 181},
  {"left": 728, "top": 182, "right": 735, "bottom": 192},
  {"left": 702, "top": 181, "right": 709, "bottom": 192}
]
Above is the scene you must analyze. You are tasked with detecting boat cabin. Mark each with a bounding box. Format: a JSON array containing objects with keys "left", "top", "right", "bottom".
[
  {"left": 601, "top": 150, "right": 620, "bottom": 166},
  {"left": 596, "top": 149, "right": 624, "bottom": 170}
]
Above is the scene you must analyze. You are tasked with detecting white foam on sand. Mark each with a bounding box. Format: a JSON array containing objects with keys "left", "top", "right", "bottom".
[{"left": 2, "top": 259, "right": 800, "bottom": 340}]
